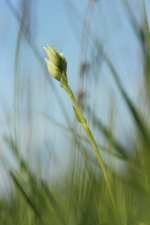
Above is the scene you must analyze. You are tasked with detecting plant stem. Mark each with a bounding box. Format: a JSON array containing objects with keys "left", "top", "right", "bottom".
[{"left": 61, "top": 82, "right": 117, "bottom": 215}]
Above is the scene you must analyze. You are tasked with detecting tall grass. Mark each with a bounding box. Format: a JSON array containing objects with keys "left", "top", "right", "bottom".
[{"left": 1, "top": 1, "right": 150, "bottom": 225}]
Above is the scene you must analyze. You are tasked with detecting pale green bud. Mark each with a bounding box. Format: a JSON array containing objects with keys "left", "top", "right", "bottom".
[{"left": 44, "top": 45, "right": 67, "bottom": 81}]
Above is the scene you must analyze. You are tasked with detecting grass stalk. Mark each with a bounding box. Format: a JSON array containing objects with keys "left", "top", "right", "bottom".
[
  {"left": 43, "top": 45, "right": 122, "bottom": 222},
  {"left": 61, "top": 80, "right": 117, "bottom": 216}
]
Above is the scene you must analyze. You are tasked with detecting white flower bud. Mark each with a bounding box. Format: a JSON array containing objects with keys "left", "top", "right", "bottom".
[{"left": 44, "top": 45, "right": 67, "bottom": 81}]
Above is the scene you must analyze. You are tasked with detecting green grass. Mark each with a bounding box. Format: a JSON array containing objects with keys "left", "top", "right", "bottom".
[{"left": 1, "top": 1, "right": 150, "bottom": 225}]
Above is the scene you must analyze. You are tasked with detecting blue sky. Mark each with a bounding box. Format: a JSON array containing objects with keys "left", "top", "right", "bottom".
[
  {"left": 0, "top": 0, "right": 148, "bottom": 142},
  {"left": 0, "top": 0, "right": 149, "bottom": 133},
  {"left": 0, "top": 0, "right": 148, "bottom": 99},
  {"left": 0, "top": 0, "right": 150, "bottom": 186}
]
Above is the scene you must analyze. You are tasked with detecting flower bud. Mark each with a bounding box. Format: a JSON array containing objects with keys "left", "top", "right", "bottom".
[{"left": 44, "top": 45, "right": 67, "bottom": 81}]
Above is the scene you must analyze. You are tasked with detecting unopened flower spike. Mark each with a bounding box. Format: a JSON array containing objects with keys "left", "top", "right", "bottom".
[
  {"left": 44, "top": 45, "right": 67, "bottom": 83},
  {"left": 43, "top": 44, "right": 117, "bottom": 214}
]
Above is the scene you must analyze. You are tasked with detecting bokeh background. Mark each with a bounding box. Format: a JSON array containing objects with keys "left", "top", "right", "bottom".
[{"left": 0, "top": 0, "right": 150, "bottom": 224}]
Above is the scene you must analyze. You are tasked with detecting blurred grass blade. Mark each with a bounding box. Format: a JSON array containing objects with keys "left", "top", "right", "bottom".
[
  {"left": 99, "top": 46, "right": 150, "bottom": 149},
  {"left": 41, "top": 181, "right": 67, "bottom": 225},
  {"left": 144, "top": 9, "right": 150, "bottom": 58},
  {"left": 86, "top": 105, "right": 129, "bottom": 160},
  {"left": 10, "top": 171, "right": 44, "bottom": 223}
]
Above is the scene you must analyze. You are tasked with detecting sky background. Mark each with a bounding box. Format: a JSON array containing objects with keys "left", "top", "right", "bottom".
[
  {"left": 0, "top": 0, "right": 147, "bottom": 132},
  {"left": 0, "top": 0, "right": 150, "bottom": 191}
]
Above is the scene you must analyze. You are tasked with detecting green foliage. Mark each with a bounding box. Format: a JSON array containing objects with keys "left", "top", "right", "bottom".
[{"left": 1, "top": 1, "right": 150, "bottom": 225}]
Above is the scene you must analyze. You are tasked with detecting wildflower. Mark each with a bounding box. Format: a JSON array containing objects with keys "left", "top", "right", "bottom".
[{"left": 44, "top": 45, "right": 67, "bottom": 81}]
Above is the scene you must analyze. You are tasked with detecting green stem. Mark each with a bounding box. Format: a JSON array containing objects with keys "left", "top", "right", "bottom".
[{"left": 61, "top": 81, "right": 117, "bottom": 215}]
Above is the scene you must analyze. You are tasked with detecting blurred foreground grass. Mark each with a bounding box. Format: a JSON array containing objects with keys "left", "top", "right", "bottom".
[{"left": 1, "top": 1, "right": 150, "bottom": 224}]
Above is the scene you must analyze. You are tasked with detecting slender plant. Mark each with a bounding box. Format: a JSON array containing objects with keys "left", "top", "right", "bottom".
[{"left": 43, "top": 45, "right": 118, "bottom": 217}]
